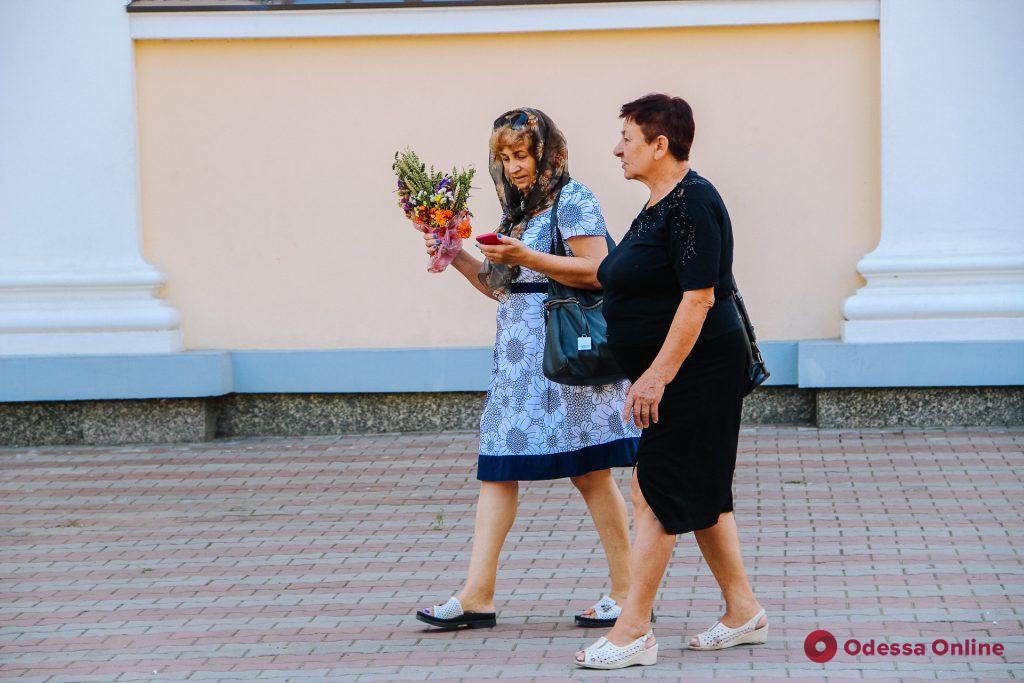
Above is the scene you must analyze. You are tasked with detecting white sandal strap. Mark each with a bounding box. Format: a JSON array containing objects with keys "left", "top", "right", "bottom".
[
  {"left": 582, "top": 594, "right": 621, "bottom": 620},
  {"left": 431, "top": 596, "right": 464, "bottom": 620},
  {"left": 696, "top": 609, "right": 766, "bottom": 648},
  {"left": 583, "top": 632, "right": 652, "bottom": 665}
]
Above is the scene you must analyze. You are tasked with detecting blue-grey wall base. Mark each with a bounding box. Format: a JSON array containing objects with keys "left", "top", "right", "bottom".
[
  {"left": 4, "top": 340, "right": 1020, "bottom": 406},
  {"left": 799, "top": 340, "right": 1024, "bottom": 388},
  {"left": 0, "top": 351, "right": 231, "bottom": 402}
]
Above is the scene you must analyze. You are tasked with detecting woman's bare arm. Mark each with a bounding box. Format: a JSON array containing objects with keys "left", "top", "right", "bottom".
[
  {"left": 422, "top": 230, "right": 497, "bottom": 300},
  {"left": 477, "top": 235, "right": 607, "bottom": 291},
  {"left": 622, "top": 288, "right": 715, "bottom": 428},
  {"left": 451, "top": 249, "right": 498, "bottom": 300}
]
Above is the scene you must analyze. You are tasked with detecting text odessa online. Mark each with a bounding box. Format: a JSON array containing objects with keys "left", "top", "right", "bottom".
[{"left": 844, "top": 638, "right": 1005, "bottom": 657}]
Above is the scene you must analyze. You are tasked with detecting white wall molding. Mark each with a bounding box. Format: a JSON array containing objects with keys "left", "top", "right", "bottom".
[
  {"left": 842, "top": 0, "right": 1024, "bottom": 343},
  {"left": 0, "top": 1, "right": 182, "bottom": 356},
  {"left": 128, "top": 0, "right": 879, "bottom": 40}
]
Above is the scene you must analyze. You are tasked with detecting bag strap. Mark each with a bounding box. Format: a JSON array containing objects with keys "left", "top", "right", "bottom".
[
  {"left": 548, "top": 182, "right": 617, "bottom": 258},
  {"left": 549, "top": 188, "right": 565, "bottom": 256},
  {"left": 728, "top": 274, "right": 768, "bottom": 370}
]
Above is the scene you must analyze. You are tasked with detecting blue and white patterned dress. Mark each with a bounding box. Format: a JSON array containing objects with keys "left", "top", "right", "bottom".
[{"left": 477, "top": 179, "right": 640, "bottom": 481}]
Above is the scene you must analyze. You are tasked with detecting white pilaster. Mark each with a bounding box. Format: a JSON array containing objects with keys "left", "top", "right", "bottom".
[
  {"left": 0, "top": 0, "right": 181, "bottom": 355},
  {"left": 842, "top": 0, "right": 1024, "bottom": 342}
]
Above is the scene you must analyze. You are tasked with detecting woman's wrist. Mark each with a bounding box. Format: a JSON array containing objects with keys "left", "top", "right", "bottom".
[
  {"left": 517, "top": 246, "right": 542, "bottom": 272},
  {"left": 452, "top": 248, "right": 473, "bottom": 267},
  {"left": 648, "top": 360, "right": 679, "bottom": 385}
]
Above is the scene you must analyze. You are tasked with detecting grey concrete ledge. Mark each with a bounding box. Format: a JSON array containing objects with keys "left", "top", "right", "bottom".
[
  {"left": 0, "top": 398, "right": 217, "bottom": 448},
  {"left": 4, "top": 386, "right": 1020, "bottom": 448},
  {"left": 816, "top": 386, "right": 1024, "bottom": 429},
  {"left": 216, "top": 391, "right": 485, "bottom": 438}
]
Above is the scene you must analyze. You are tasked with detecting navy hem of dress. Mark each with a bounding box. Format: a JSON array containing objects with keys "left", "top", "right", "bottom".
[{"left": 477, "top": 437, "right": 639, "bottom": 482}]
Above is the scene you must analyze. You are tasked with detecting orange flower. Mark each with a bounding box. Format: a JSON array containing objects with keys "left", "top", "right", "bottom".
[
  {"left": 430, "top": 208, "right": 454, "bottom": 228},
  {"left": 457, "top": 221, "right": 473, "bottom": 239}
]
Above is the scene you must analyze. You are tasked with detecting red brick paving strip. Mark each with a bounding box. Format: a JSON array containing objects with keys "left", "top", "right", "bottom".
[{"left": 0, "top": 428, "right": 1021, "bottom": 681}]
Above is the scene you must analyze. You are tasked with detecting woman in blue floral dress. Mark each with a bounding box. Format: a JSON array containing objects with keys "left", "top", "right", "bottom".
[{"left": 415, "top": 109, "right": 640, "bottom": 631}]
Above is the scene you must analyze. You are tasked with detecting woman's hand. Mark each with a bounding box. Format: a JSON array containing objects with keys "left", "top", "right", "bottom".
[
  {"left": 476, "top": 234, "right": 532, "bottom": 267},
  {"left": 422, "top": 229, "right": 438, "bottom": 256},
  {"left": 622, "top": 367, "right": 669, "bottom": 429}
]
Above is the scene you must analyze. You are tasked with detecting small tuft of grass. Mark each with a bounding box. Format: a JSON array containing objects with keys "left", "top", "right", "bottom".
[
  {"left": 430, "top": 511, "right": 444, "bottom": 530},
  {"left": 56, "top": 519, "right": 82, "bottom": 528},
  {"left": 784, "top": 479, "right": 807, "bottom": 485}
]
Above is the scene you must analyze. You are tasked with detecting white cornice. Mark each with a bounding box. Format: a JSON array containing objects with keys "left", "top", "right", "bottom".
[{"left": 129, "top": 0, "right": 879, "bottom": 40}]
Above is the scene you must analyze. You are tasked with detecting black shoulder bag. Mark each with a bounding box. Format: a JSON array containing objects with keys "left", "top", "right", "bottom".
[
  {"left": 727, "top": 275, "right": 770, "bottom": 396},
  {"left": 542, "top": 190, "right": 626, "bottom": 386}
]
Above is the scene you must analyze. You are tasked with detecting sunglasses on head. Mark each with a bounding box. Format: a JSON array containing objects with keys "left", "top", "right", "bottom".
[{"left": 496, "top": 111, "right": 529, "bottom": 129}]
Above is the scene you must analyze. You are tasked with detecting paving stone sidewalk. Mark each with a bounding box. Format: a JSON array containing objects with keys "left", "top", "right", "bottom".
[{"left": 0, "top": 427, "right": 1022, "bottom": 682}]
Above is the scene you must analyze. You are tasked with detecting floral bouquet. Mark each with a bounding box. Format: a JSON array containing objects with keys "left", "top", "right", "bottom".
[{"left": 393, "top": 149, "right": 475, "bottom": 273}]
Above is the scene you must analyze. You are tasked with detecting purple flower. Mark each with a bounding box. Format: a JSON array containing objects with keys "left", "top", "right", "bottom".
[{"left": 436, "top": 178, "right": 451, "bottom": 192}]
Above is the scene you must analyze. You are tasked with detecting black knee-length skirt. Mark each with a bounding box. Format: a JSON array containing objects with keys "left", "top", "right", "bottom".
[{"left": 609, "top": 328, "right": 746, "bottom": 534}]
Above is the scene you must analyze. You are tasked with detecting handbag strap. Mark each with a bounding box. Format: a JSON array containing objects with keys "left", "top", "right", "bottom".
[
  {"left": 548, "top": 187, "right": 566, "bottom": 256},
  {"left": 548, "top": 182, "right": 617, "bottom": 259},
  {"left": 727, "top": 274, "right": 768, "bottom": 369}
]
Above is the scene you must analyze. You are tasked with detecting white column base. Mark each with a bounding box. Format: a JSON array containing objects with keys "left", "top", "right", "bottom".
[
  {"left": 841, "top": 1, "right": 1024, "bottom": 346},
  {"left": 0, "top": 330, "right": 183, "bottom": 356},
  {"left": 1, "top": 2, "right": 184, "bottom": 359},
  {"left": 843, "top": 317, "right": 1024, "bottom": 343},
  {"left": 0, "top": 267, "right": 183, "bottom": 356},
  {"left": 842, "top": 252, "right": 1024, "bottom": 343}
]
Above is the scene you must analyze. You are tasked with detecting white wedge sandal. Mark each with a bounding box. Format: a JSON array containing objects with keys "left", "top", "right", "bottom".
[
  {"left": 688, "top": 609, "right": 768, "bottom": 650},
  {"left": 575, "top": 631, "right": 658, "bottom": 669}
]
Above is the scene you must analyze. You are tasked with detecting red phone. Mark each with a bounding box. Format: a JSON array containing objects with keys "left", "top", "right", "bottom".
[{"left": 475, "top": 232, "right": 503, "bottom": 245}]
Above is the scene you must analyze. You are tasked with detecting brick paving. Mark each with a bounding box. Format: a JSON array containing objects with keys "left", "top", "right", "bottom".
[{"left": 0, "top": 427, "right": 1022, "bottom": 682}]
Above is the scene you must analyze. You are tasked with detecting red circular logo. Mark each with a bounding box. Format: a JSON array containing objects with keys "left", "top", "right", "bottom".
[{"left": 805, "top": 629, "right": 838, "bottom": 663}]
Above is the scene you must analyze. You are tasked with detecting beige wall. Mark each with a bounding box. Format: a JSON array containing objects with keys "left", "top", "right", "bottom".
[{"left": 135, "top": 22, "right": 880, "bottom": 350}]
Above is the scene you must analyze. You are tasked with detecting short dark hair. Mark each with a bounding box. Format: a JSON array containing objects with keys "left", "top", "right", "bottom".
[{"left": 619, "top": 93, "right": 695, "bottom": 161}]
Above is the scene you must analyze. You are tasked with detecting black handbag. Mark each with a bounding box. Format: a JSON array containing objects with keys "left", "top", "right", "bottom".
[
  {"left": 541, "top": 190, "right": 626, "bottom": 386},
  {"left": 727, "top": 275, "right": 770, "bottom": 396}
]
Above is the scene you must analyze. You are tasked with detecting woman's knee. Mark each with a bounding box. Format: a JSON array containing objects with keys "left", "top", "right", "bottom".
[
  {"left": 570, "top": 468, "right": 610, "bottom": 493},
  {"left": 480, "top": 480, "right": 518, "bottom": 497},
  {"left": 630, "top": 472, "right": 646, "bottom": 506}
]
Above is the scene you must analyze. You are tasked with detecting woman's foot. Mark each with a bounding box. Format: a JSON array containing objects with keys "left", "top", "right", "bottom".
[
  {"left": 576, "top": 596, "right": 656, "bottom": 627},
  {"left": 575, "top": 595, "right": 622, "bottom": 627},
  {"left": 415, "top": 596, "right": 497, "bottom": 631},
  {"left": 574, "top": 630, "right": 657, "bottom": 669},
  {"left": 688, "top": 603, "right": 767, "bottom": 650},
  {"left": 421, "top": 588, "right": 495, "bottom": 617},
  {"left": 575, "top": 620, "right": 655, "bottom": 663}
]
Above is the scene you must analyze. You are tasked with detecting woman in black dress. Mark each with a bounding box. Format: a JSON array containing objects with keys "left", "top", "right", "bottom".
[{"left": 574, "top": 94, "right": 766, "bottom": 670}]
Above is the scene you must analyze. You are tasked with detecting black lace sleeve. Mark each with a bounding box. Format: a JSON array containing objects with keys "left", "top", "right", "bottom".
[{"left": 668, "top": 190, "right": 721, "bottom": 292}]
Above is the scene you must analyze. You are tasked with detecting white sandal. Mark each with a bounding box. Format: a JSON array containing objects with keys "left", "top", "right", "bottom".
[
  {"left": 575, "top": 595, "right": 657, "bottom": 628},
  {"left": 415, "top": 596, "right": 496, "bottom": 630},
  {"left": 574, "top": 594, "right": 621, "bottom": 627},
  {"left": 688, "top": 609, "right": 768, "bottom": 650},
  {"left": 575, "top": 631, "right": 657, "bottom": 669}
]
